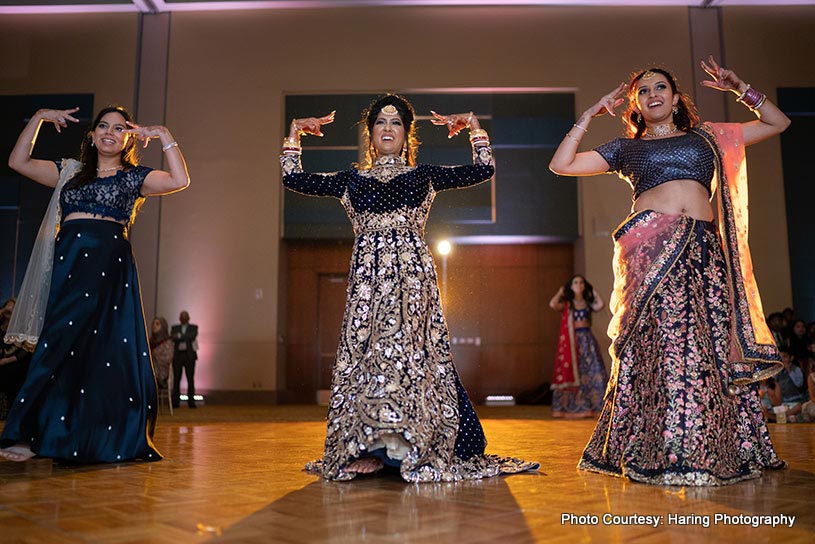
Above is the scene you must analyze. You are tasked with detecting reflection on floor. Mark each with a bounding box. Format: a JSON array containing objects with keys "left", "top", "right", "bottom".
[{"left": 1, "top": 406, "right": 813, "bottom": 543}]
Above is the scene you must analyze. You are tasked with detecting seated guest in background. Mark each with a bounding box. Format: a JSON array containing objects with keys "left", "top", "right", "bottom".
[
  {"left": 789, "top": 319, "right": 810, "bottom": 375},
  {"left": 767, "top": 312, "right": 788, "bottom": 351},
  {"left": 0, "top": 299, "right": 32, "bottom": 420},
  {"left": 765, "top": 350, "right": 806, "bottom": 422},
  {"left": 149, "top": 317, "right": 173, "bottom": 391},
  {"left": 781, "top": 307, "right": 795, "bottom": 339},
  {"left": 171, "top": 311, "right": 198, "bottom": 409},
  {"left": 801, "top": 365, "right": 815, "bottom": 422}
]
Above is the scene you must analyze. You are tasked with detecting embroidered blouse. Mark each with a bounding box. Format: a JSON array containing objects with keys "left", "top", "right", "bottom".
[
  {"left": 57, "top": 159, "right": 152, "bottom": 223},
  {"left": 281, "top": 145, "right": 495, "bottom": 235}
]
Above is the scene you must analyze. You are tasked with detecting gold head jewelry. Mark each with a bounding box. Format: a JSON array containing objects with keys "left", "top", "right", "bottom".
[
  {"left": 641, "top": 70, "right": 658, "bottom": 80},
  {"left": 381, "top": 104, "right": 398, "bottom": 115}
]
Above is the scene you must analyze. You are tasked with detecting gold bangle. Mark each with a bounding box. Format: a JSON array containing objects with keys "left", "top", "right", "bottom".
[
  {"left": 283, "top": 137, "right": 301, "bottom": 148},
  {"left": 565, "top": 132, "right": 581, "bottom": 144},
  {"left": 469, "top": 128, "right": 488, "bottom": 141}
]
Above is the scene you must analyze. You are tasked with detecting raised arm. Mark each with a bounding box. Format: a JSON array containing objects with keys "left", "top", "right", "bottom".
[
  {"left": 549, "top": 286, "right": 566, "bottom": 311},
  {"left": 549, "top": 84, "right": 627, "bottom": 177},
  {"left": 700, "top": 56, "right": 791, "bottom": 146},
  {"left": 125, "top": 122, "right": 190, "bottom": 196},
  {"left": 8, "top": 108, "right": 80, "bottom": 188},
  {"left": 591, "top": 291, "right": 605, "bottom": 312},
  {"left": 425, "top": 111, "right": 495, "bottom": 191},
  {"left": 280, "top": 112, "right": 347, "bottom": 198}
]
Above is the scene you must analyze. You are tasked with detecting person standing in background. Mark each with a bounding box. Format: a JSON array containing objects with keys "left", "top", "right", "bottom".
[{"left": 171, "top": 311, "right": 198, "bottom": 409}]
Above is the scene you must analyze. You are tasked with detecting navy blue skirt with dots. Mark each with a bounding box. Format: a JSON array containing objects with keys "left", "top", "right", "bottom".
[{"left": 1, "top": 219, "right": 161, "bottom": 463}]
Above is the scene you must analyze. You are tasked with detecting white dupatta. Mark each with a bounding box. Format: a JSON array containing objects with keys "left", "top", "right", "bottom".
[{"left": 4, "top": 159, "right": 80, "bottom": 349}]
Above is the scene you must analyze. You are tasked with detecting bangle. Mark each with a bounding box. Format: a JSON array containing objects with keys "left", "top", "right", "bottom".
[
  {"left": 736, "top": 85, "right": 766, "bottom": 111},
  {"left": 282, "top": 136, "right": 302, "bottom": 155},
  {"left": 736, "top": 84, "right": 751, "bottom": 102},
  {"left": 469, "top": 128, "right": 488, "bottom": 142},
  {"left": 565, "top": 132, "right": 581, "bottom": 144},
  {"left": 573, "top": 123, "right": 588, "bottom": 134},
  {"left": 162, "top": 141, "right": 178, "bottom": 152}
]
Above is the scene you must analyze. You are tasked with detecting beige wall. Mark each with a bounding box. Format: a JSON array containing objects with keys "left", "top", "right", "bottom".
[
  {"left": 3, "top": 5, "right": 814, "bottom": 395},
  {"left": 0, "top": 14, "right": 139, "bottom": 105},
  {"left": 721, "top": 6, "right": 815, "bottom": 316}
]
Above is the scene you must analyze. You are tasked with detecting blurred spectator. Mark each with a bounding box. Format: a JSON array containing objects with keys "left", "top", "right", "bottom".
[
  {"left": 765, "top": 349, "right": 805, "bottom": 423},
  {"left": 801, "top": 365, "right": 815, "bottom": 422},
  {"left": 149, "top": 317, "right": 173, "bottom": 390},
  {"left": 789, "top": 319, "right": 811, "bottom": 376},
  {"left": 171, "top": 311, "right": 198, "bottom": 409},
  {"left": 767, "top": 312, "right": 788, "bottom": 350},
  {"left": 0, "top": 299, "right": 32, "bottom": 420}
]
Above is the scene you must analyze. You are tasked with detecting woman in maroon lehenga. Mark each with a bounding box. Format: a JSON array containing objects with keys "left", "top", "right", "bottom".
[{"left": 548, "top": 57, "right": 790, "bottom": 486}]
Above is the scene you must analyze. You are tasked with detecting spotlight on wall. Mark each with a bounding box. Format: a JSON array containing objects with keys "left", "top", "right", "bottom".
[{"left": 437, "top": 239, "right": 452, "bottom": 256}]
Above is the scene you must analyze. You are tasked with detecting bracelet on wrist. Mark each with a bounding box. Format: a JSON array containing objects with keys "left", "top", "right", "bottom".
[
  {"left": 162, "top": 141, "right": 179, "bottom": 152},
  {"left": 469, "top": 128, "right": 488, "bottom": 141},
  {"left": 565, "top": 132, "right": 581, "bottom": 144},
  {"left": 736, "top": 84, "right": 766, "bottom": 111},
  {"left": 282, "top": 136, "right": 302, "bottom": 155},
  {"left": 573, "top": 123, "right": 588, "bottom": 134}
]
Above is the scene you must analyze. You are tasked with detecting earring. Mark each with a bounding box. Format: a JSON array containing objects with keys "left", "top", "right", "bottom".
[
  {"left": 672, "top": 105, "right": 679, "bottom": 115},
  {"left": 90, "top": 140, "right": 95, "bottom": 147}
]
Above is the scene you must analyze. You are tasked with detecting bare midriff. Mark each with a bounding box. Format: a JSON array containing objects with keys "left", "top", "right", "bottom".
[
  {"left": 63, "top": 212, "right": 127, "bottom": 225},
  {"left": 632, "top": 178, "right": 713, "bottom": 222}
]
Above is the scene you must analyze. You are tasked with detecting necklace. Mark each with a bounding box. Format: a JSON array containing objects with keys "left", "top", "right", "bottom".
[
  {"left": 96, "top": 165, "right": 123, "bottom": 173},
  {"left": 644, "top": 123, "right": 678, "bottom": 139},
  {"left": 362, "top": 155, "right": 410, "bottom": 183}
]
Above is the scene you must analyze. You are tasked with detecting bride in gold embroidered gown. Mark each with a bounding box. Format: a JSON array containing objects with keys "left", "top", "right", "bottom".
[{"left": 280, "top": 94, "right": 539, "bottom": 482}]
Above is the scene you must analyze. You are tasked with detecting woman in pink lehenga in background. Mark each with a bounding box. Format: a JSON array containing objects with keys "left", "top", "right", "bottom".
[
  {"left": 549, "top": 57, "right": 789, "bottom": 486},
  {"left": 549, "top": 275, "right": 608, "bottom": 419}
]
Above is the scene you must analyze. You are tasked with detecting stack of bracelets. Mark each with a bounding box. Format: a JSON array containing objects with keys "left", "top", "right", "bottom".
[
  {"left": 282, "top": 136, "right": 301, "bottom": 156},
  {"left": 469, "top": 128, "right": 490, "bottom": 147},
  {"left": 736, "top": 84, "right": 767, "bottom": 111}
]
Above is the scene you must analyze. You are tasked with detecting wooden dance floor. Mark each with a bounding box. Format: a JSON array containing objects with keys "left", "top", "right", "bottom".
[{"left": 1, "top": 406, "right": 813, "bottom": 543}]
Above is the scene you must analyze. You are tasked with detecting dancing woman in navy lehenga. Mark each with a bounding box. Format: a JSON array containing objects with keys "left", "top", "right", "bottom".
[
  {"left": 1, "top": 106, "right": 190, "bottom": 463},
  {"left": 281, "top": 94, "right": 538, "bottom": 482}
]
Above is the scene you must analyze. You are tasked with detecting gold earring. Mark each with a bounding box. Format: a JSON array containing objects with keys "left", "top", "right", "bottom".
[{"left": 672, "top": 105, "right": 678, "bottom": 114}]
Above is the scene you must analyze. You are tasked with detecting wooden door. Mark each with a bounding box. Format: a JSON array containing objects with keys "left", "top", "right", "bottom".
[{"left": 317, "top": 274, "right": 348, "bottom": 391}]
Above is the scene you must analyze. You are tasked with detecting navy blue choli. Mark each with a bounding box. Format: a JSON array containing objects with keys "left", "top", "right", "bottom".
[{"left": 1, "top": 160, "right": 161, "bottom": 463}]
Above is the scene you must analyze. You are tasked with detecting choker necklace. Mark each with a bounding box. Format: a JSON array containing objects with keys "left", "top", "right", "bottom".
[
  {"left": 644, "top": 123, "right": 678, "bottom": 139},
  {"left": 374, "top": 155, "right": 405, "bottom": 167},
  {"left": 364, "top": 154, "right": 409, "bottom": 183},
  {"left": 97, "top": 165, "right": 123, "bottom": 173}
]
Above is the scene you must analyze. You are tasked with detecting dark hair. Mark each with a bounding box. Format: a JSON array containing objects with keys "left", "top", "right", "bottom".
[
  {"left": 792, "top": 319, "right": 806, "bottom": 332},
  {"left": 624, "top": 68, "right": 700, "bottom": 139},
  {"left": 67, "top": 106, "right": 139, "bottom": 190},
  {"left": 561, "top": 274, "right": 596, "bottom": 307},
  {"left": 360, "top": 94, "right": 420, "bottom": 168},
  {"left": 149, "top": 316, "right": 170, "bottom": 349}
]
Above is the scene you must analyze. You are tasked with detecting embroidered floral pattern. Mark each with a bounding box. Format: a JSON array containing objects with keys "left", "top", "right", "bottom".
[
  {"left": 282, "top": 143, "right": 536, "bottom": 482},
  {"left": 580, "top": 212, "right": 783, "bottom": 486}
]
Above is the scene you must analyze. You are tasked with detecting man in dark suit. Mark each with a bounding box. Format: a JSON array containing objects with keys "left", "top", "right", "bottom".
[{"left": 171, "top": 310, "right": 198, "bottom": 408}]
